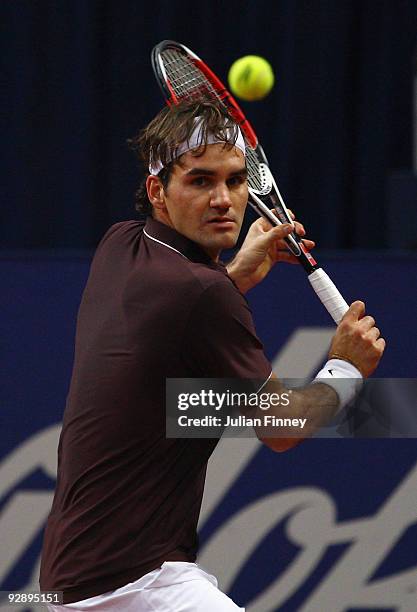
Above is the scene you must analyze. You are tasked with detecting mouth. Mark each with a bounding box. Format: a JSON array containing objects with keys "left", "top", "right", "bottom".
[{"left": 206, "top": 216, "right": 236, "bottom": 228}]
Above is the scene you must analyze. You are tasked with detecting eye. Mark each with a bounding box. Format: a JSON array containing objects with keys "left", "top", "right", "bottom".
[
  {"left": 191, "top": 176, "right": 209, "bottom": 187},
  {"left": 227, "top": 175, "right": 247, "bottom": 188}
]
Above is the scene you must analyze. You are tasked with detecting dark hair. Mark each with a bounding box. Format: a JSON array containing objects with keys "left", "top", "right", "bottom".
[{"left": 128, "top": 98, "right": 241, "bottom": 215}]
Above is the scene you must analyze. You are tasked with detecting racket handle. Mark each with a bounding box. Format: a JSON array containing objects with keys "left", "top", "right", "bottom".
[{"left": 308, "top": 268, "right": 349, "bottom": 324}]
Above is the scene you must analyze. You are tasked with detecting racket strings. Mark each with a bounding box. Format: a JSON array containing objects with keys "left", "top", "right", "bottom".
[
  {"left": 162, "top": 50, "right": 217, "bottom": 99},
  {"left": 246, "top": 149, "right": 270, "bottom": 193},
  {"left": 160, "top": 49, "right": 271, "bottom": 196}
]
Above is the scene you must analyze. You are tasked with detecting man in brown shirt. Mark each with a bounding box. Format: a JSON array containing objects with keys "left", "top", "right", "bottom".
[{"left": 40, "top": 99, "right": 384, "bottom": 610}]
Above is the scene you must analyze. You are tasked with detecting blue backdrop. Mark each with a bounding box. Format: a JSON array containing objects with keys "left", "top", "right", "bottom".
[{"left": 1, "top": 251, "right": 416, "bottom": 610}]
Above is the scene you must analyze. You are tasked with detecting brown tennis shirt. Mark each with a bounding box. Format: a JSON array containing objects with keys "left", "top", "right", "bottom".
[{"left": 40, "top": 217, "right": 272, "bottom": 603}]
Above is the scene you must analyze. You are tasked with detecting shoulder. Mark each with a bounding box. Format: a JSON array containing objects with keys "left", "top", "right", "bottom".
[
  {"left": 181, "top": 275, "right": 270, "bottom": 378},
  {"left": 185, "top": 262, "right": 233, "bottom": 293},
  {"left": 90, "top": 221, "right": 146, "bottom": 271},
  {"left": 184, "top": 275, "right": 255, "bottom": 341},
  {"left": 97, "top": 220, "right": 145, "bottom": 248},
  {"left": 172, "top": 261, "right": 252, "bottom": 320}
]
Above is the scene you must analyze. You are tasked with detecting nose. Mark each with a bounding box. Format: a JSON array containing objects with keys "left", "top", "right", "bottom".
[{"left": 209, "top": 182, "right": 232, "bottom": 209}]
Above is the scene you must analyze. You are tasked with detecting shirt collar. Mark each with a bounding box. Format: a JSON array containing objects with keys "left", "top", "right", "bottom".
[{"left": 144, "top": 217, "right": 227, "bottom": 272}]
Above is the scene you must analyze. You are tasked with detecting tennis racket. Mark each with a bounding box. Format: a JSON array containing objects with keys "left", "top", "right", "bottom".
[{"left": 151, "top": 40, "right": 349, "bottom": 324}]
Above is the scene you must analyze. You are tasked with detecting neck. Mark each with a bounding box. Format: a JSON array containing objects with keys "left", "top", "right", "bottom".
[{"left": 151, "top": 213, "right": 221, "bottom": 262}]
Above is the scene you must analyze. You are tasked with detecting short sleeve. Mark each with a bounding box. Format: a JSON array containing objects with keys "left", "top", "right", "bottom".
[{"left": 181, "top": 280, "right": 272, "bottom": 381}]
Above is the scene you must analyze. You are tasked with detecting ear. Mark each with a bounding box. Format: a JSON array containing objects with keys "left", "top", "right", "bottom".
[{"left": 146, "top": 175, "right": 166, "bottom": 212}]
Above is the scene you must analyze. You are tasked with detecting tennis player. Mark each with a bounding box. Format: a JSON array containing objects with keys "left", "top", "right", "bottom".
[{"left": 40, "top": 99, "right": 384, "bottom": 611}]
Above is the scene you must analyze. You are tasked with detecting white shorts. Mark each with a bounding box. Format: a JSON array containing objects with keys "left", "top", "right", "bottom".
[{"left": 47, "top": 562, "right": 244, "bottom": 611}]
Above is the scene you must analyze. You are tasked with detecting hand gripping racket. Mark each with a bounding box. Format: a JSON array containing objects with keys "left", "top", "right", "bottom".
[{"left": 151, "top": 40, "right": 349, "bottom": 324}]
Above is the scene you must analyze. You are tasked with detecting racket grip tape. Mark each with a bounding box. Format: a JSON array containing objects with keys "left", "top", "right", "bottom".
[{"left": 308, "top": 268, "right": 349, "bottom": 324}]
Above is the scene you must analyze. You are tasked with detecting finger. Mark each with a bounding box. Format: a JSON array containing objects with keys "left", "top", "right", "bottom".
[
  {"left": 274, "top": 251, "right": 299, "bottom": 265},
  {"left": 293, "top": 221, "right": 306, "bottom": 236},
  {"left": 302, "top": 239, "right": 315, "bottom": 249},
  {"left": 258, "top": 223, "right": 293, "bottom": 248},
  {"left": 274, "top": 238, "right": 315, "bottom": 253},
  {"left": 258, "top": 214, "right": 290, "bottom": 232},
  {"left": 342, "top": 301, "right": 365, "bottom": 323},
  {"left": 257, "top": 216, "right": 277, "bottom": 231},
  {"left": 270, "top": 223, "right": 293, "bottom": 239},
  {"left": 367, "top": 327, "right": 380, "bottom": 341},
  {"left": 375, "top": 337, "right": 386, "bottom": 352},
  {"left": 359, "top": 315, "right": 376, "bottom": 331},
  {"left": 270, "top": 209, "right": 307, "bottom": 236}
]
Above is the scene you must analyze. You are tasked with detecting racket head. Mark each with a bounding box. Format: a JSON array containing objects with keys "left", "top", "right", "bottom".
[
  {"left": 152, "top": 40, "right": 296, "bottom": 226},
  {"left": 152, "top": 41, "right": 272, "bottom": 194},
  {"left": 152, "top": 41, "right": 258, "bottom": 147}
]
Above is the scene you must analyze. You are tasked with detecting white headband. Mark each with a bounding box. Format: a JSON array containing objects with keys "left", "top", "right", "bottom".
[{"left": 148, "top": 117, "right": 246, "bottom": 176}]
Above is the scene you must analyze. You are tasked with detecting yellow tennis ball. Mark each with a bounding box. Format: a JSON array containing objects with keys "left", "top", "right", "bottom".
[{"left": 228, "top": 55, "right": 274, "bottom": 101}]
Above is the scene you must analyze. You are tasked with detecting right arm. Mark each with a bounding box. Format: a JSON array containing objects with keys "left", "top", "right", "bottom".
[{"left": 257, "top": 300, "right": 385, "bottom": 452}]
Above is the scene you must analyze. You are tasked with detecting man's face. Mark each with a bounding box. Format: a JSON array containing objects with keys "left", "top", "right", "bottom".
[{"left": 150, "top": 143, "right": 248, "bottom": 260}]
